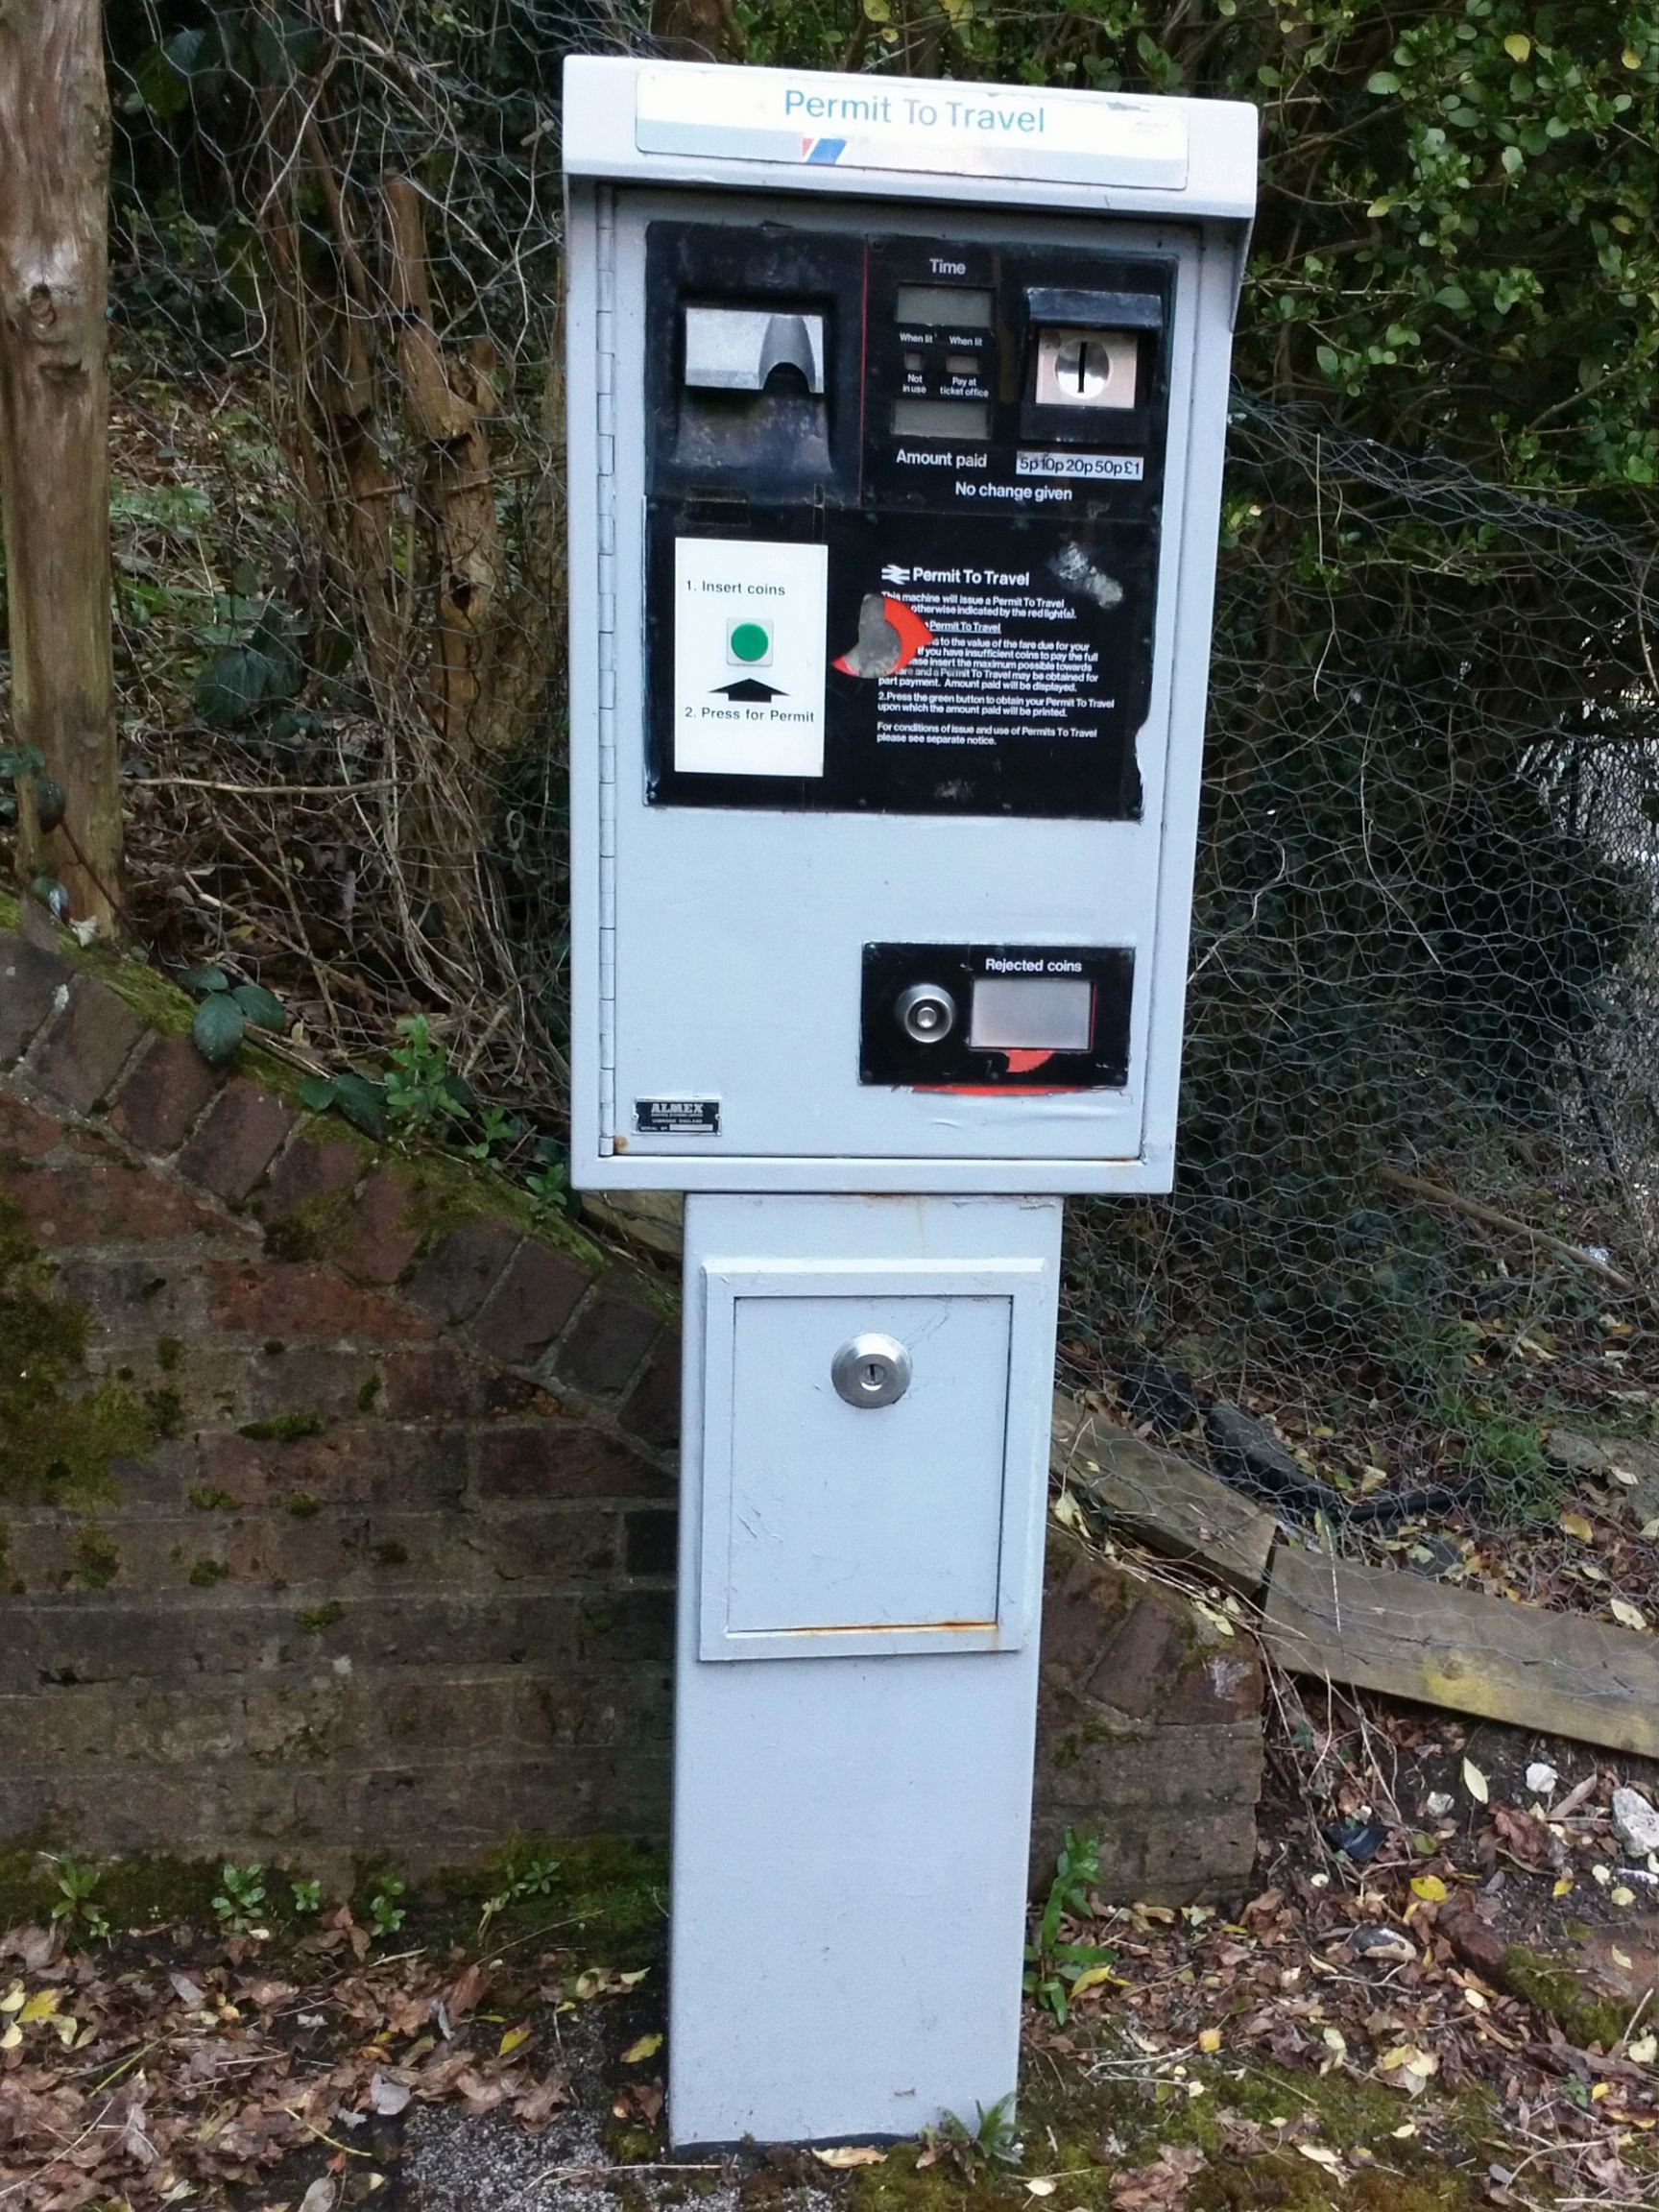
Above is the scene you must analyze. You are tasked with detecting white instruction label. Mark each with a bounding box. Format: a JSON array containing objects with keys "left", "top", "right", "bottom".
[
  {"left": 673, "top": 538, "right": 829, "bottom": 777},
  {"left": 1016, "top": 450, "right": 1145, "bottom": 482}
]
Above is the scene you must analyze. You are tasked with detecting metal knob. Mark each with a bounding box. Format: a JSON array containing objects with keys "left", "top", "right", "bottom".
[
  {"left": 896, "top": 982, "right": 956, "bottom": 1046},
  {"left": 831, "top": 1333, "right": 912, "bottom": 1409}
]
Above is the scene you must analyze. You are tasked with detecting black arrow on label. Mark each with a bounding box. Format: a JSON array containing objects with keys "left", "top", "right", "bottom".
[{"left": 711, "top": 678, "right": 787, "bottom": 702}]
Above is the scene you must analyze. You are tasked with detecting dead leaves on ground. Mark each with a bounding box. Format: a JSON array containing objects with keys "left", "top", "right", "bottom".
[{"left": 0, "top": 1916, "right": 641, "bottom": 2209}]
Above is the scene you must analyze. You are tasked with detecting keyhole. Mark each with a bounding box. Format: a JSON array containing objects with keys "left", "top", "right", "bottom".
[{"left": 831, "top": 1334, "right": 912, "bottom": 1408}]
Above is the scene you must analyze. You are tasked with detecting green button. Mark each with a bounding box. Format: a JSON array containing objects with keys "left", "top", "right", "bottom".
[{"left": 730, "top": 621, "right": 771, "bottom": 662}]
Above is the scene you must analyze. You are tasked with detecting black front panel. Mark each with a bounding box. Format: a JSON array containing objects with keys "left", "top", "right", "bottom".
[
  {"left": 860, "top": 944, "right": 1134, "bottom": 1091},
  {"left": 644, "top": 220, "right": 1173, "bottom": 821}
]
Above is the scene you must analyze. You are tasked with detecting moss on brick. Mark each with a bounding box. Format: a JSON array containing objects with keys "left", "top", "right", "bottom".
[
  {"left": 430, "top": 1835, "right": 666, "bottom": 1961},
  {"left": 188, "top": 1486, "right": 240, "bottom": 1511},
  {"left": 0, "top": 1190, "right": 161, "bottom": 1503},
  {"left": 391, "top": 1151, "right": 604, "bottom": 1273},
  {"left": 263, "top": 1185, "right": 358, "bottom": 1263},
  {"left": 285, "top": 1492, "right": 322, "bottom": 1518},
  {"left": 1501, "top": 1943, "right": 1630, "bottom": 2052},
  {"left": 156, "top": 1335, "right": 184, "bottom": 1372},
  {"left": 187, "top": 1556, "right": 229, "bottom": 1586},
  {"left": 296, "top": 1599, "right": 344, "bottom": 1631},
  {"left": 145, "top": 1385, "right": 186, "bottom": 1439},
  {"left": 70, "top": 1520, "right": 122, "bottom": 1589},
  {"left": 239, "top": 1411, "right": 326, "bottom": 1442}
]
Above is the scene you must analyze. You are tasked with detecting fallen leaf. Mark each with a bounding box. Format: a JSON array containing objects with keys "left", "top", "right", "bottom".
[
  {"left": 445, "top": 1962, "right": 491, "bottom": 2021},
  {"left": 1560, "top": 1510, "right": 1594, "bottom": 1542},
  {"left": 1463, "top": 1758, "right": 1489, "bottom": 1804},
  {"left": 1025, "top": 2178, "right": 1058, "bottom": 2196},
  {"left": 1409, "top": 1875, "right": 1448, "bottom": 1903},
  {"left": 299, "top": 2182, "right": 337, "bottom": 2212},
  {"left": 19, "top": 1989, "right": 60, "bottom": 2023},
  {"left": 1610, "top": 1599, "right": 1648, "bottom": 1633},
  {"left": 1070, "top": 1965, "right": 1122, "bottom": 1999},
  {"left": 369, "top": 2074, "right": 412, "bottom": 2117},
  {"left": 516, "top": 2072, "right": 572, "bottom": 2130},
  {"left": 1298, "top": 2144, "right": 1343, "bottom": 2172},
  {"left": 621, "top": 2032, "right": 663, "bottom": 2064},
  {"left": 1198, "top": 2027, "right": 1222, "bottom": 2054},
  {"left": 813, "top": 2147, "right": 887, "bottom": 2169},
  {"left": 1628, "top": 2032, "right": 1657, "bottom": 2065},
  {"left": 498, "top": 2023, "right": 532, "bottom": 2057},
  {"left": 1112, "top": 2146, "right": 1204, "bottom": 2210}
]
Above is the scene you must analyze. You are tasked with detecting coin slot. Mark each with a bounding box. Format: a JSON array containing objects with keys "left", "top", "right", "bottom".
[{"left": 1034, "top": 328, "right": 1139, "bottom": 410}]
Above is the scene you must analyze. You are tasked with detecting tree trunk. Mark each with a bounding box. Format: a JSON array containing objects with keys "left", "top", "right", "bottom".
[{"left": 0, "top": 0, "right": 120, "bottom": 936}]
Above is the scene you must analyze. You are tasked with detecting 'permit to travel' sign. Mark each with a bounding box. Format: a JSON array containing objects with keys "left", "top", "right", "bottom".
[{"left": 634, "top": 64, "right": 1189, "bottom": 190}]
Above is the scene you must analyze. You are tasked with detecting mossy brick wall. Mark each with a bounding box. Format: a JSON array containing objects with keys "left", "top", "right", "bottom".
[
  {"left": 1, "top": 911, "right": 677, "bottom": 1874},
  {"left": 0, "top": 909, "right": 1262, "bottom": 1899},
  {"left": 1034, "top": 1530, "right": 1263, "bottom": 1902}
]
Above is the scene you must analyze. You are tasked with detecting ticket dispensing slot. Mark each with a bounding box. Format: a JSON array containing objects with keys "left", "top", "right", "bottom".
[
  {"left": 651, "top": 229, "right": 867, "bottom": 496},
  {"left": 683, "top": 306, "right": 827, "bottom": 394}
]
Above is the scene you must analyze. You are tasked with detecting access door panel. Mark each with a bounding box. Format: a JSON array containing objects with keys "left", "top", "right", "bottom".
[
  {"left": 727, "top": 1289, "right": 1009, "bottom": 1634},
  {"left": 696, "top": 1255, "right": 1050, "bottom": 1659}
]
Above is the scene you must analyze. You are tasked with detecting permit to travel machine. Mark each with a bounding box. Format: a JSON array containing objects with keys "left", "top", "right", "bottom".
[{"left": 563, "top": 53, "right": 1256, "bottom": 2152}]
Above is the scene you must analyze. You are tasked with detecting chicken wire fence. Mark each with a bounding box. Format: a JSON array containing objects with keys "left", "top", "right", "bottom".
[{"left": 17, "top": 1, "right": 1659, "bottom": 1539}]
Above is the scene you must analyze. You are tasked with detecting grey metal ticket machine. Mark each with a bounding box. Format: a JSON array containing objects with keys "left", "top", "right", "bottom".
[{"left": 562, "top": 57, "right": 1255, "bottom": 2150}]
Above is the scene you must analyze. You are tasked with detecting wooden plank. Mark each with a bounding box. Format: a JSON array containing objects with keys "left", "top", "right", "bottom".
[
  {"left": 1262, "top": 1546, "right": 1659, "bottom": 1761},
  {"left": 1050, "top": 1393, "right": 1278, "bottom": 1597}
]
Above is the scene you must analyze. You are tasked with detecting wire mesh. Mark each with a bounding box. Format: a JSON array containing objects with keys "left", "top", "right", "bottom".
[{"left": 5, "top": 3, "right": 1659, "bottom": 1560}]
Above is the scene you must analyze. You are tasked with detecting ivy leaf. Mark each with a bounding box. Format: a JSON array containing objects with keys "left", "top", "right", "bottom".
[
  {"left": 130, "top": 26, "right": 208, "bottom": 118},
  {"left": 33, "top": 778, "right": 66, "bottom": 834},
  {"left": 297, "top": 1075, "right": 337, "bottom": 1114},
  {"left": 328, "top": 1071, "right": 388, "bottom": 1140},
  {"left": 231, "top": 982, "right": 285, "bottom": 1032},
  {"left": 1503, "top": 33, "right": 1531, "bottom": 63},
  {"left": 193, "top": 634, "right": 304, "bottom": 728},
  {"left": 1365, "top": 70, "right": 1401, "bottom": 94},
  {"left": 180, "top": 965, "right": 230, "bottom": 995},
  {"left": 192, "top": 992, "right": 246, "bottom": 1068}
]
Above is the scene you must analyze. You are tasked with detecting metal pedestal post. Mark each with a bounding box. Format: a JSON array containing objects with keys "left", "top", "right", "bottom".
[{"left": 668, "top": 1192, "right": 1062, "bottom": 2149}]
